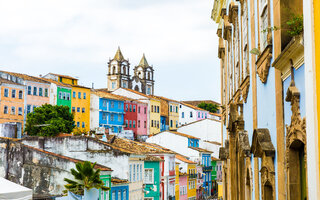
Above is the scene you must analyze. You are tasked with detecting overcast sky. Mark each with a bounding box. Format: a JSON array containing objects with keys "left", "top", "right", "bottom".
[{"left": 0, "top": 0, "right": 220, "bottom": 102}]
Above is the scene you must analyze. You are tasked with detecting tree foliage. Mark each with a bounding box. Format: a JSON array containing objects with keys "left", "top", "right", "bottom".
[
  {"left": 25, "top": 104, "right": 75, "bottom": 136},
  {"left": 198, "top": 102, "right": 219, "bottom": 113},
  {"left": 64, "top": 161, "right": 109, "bottom": 195}
]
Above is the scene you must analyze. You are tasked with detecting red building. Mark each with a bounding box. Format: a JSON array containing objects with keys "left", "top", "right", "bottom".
[{"left": 123, "top": 99, "right": 148, "bottom": 140}]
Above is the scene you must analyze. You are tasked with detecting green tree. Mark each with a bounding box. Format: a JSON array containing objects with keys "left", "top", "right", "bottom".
[
  {"left": 25, "top": 104, "right": 75, "bottom": 136},
  {"left": 64, "top": 161, "right": 109, "bottom": 195},
  {"left": 198, "top": 102, "right": 219, "bottom": 113}
]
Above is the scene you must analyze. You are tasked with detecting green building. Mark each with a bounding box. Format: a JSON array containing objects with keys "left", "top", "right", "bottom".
[
  {"left": 99, "top": 173, "right": 112, "bottom": 200},
  {"left": 57, "top": 86, "right": 72, "bottom": 111},
  {"left": 144, "top": 156, "right": 162, "bottom": 200}
]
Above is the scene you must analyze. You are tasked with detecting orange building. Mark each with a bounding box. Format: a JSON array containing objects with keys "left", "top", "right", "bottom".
[{"left": 0, "top": 78, "right": 26, "bottom": 135}]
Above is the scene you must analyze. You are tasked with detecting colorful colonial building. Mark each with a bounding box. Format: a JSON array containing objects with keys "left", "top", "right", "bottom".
[
  {"left": 178, "top": 102, "right": 209, "bottom": 127},
  {"left": 212, "top": 0, "right": 307, "bottom": 199}
]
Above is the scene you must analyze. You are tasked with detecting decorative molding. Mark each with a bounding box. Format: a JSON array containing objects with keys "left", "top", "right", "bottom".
[
  {"left": 260, "top": 154, "right": 276, "bottom": 200},
  {"left": 218, "top": 38, "right": 225, "bottom": 59},
  {"left": 240, "top": 75, "right": 250, "bottom": 103},
  {"left": 223, "top": 16, "right": 232, "bottom": 42},
  {"left": 256, "top": 45, "right": 273, "bottom": 83},
  {"left": 228, "top": 2, "right": 238, "bottom": 25},
  {"left": 251, "top": 128, "right": 275, "bottom": 158}
]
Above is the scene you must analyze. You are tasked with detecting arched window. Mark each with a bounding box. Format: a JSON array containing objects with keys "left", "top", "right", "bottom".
[
  {"left": 112, "top": 66, "right": 116, "bottom": 74},
  {"left": 123, "top": 66, "right": 126, "bottom": 74}
]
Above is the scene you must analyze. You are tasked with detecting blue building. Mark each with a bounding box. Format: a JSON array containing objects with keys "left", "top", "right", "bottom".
[
  {"left": 160, "top": 116, "right": 168, "bottom": 132},
  {"left": 93, "top": 91, "right": 125, "bottom": 133},
  {"left": 110, "top": 178, "right": 129, "bottom": 200}
]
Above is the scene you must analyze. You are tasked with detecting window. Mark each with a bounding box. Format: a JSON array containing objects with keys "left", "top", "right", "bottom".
[
  {"left": 59, "top": 77, "right": 62, "bottom": 82},
  {"left": 157, "top": 106, "right": 159, "bottom": 113},
  {"left": 82, "top": 108, "right": 85, "bottom": 113},
  {"left": 144, "top": 169, "right": 154, "bottom": 184},
  {"left": 39, "top": 88, "right": 43, "bottom": 96},
  {"left": 182, "top": 112, "right": 184, "bottom": 118},
  {"left": 198, "top": 112, "right": 200, "bottom": 118},
  {"left": 62, "top": 92, "right": 66, "bottom": 100},
  {"left": 26, "top": 105, "right": 31, "bottom": 114},
  {"left": 59, "top": 91, "right": 62, "bottom": 99},
  {"left": 144, "top": 121, "right": 146, "bottom": 128},
  {"left": 103, "top": 113, "right": 107, "bottom": 120},
  {"left": 260, "top": 0, "right": 268, "bottom": 50},
  {"left": 3, "top": 88, "right": 8, "bottom": 97},
  {"left": 125, "top": 120, "right": 128, "bottom": 127},
  {"left": 123, "top": 190, "right": 126, "bottom": 200},
  {"left": 11, "top": 106, "right": 16, "bottom": 115},
  {"left": 111, "top": 101, "right": 114, "bottom": 108},
  {"left": 129, "top": 120, "right": 132, "bottom": 128},
  {"left": 77, "top": 122, "right": 80, "bottom": 127},
  {"left": 82, "top": 122, "right": 85, "bottom": 128},
  {"left": 77, "top": 107, "right": 80, "bottom": 112},
  {"left": 138, "top": 107, "right": 140, "bottom": 113},
  {"left": 73, "top": 91, "right": 76, "bottom": 98},
  {"left": 103, "top": 100, "right": 107, "bottom": 107},
  {"left": 3, "top": 106, "right": 8, "bottom": 114},
  {"left": 147, "top": 87, "right": 151, "bottom": 95},
  {"left": 176, "top": 106, "right": 178, "bottom": 113},
  {"left": 129, "top": 105, "right": 132, "bottom": 112},
  {"left": 112, "top": 81, "right": 116, "bottom": 89},
  {"left": 138, "top": 120, "right": 140, "bottom": 128},
  {"left": 118, "top": 114, "right": 121, "bottom": 122},
  {"left": 129, "top": 165, "right": 132, "bottom": 182},
  {"left": 190, "top": 111, "right": 193, "bottom": 118},
  {"left": 72, "top": 107, "right": 75, "bottom": 112},
  {"left": 18, "top": 107, "right": 22, "bottom": 115},
  {"left": 140, "top": 164, "right": 142, "bottom": 181},
  {"left": 144, "top": 107, "right": 146, "bottom": 114},
  {"left": 27, "top": 86, "right": 32, "bottom": 95},
  {"left": 151, "top": 105, "right": 153, "bottom": 112},
  {"left": 137, "top": 164, "right": 140, "bottom": 181},
  {"left": 118, "top": 102, "right": 122, "bottom": 109},
  {"left": 205, "top": 113, "right": 207, "bottom": 118},
  {"left": 170, "top": 105, "right": 172, "bottom": 112},
  {"left": 133, "top": 121, "right": 136, "bottom": 128},
  {"left": 12, "top": 89, "right": 16, "bottom": 98},
  {"left": 83, "top": 92, "right": 86, "bottom": 99},
  {"left": 176, "top": 121, "right": 178, "bottom": 128},
  {"left": 118, "top": 191, "right": 121, "bottom": 200},
  {"left": 44, "top": 88, "right": 48, "bottom": 97},
  {"left": 33, "top": 87, "right": 37, "bottom": 96},
  {"left": 133, "top": 105, "right": 136, "bottom": 112},
  {"left": 151, "top": 120, "right": 153, "bottom": 127},
  {"left": 111, "top": 114, "right": 115, "bottom": 121},
  {"left": 170, "top": 120, "right": 173, "bottom": 127},
  {"left": 112, "top": 191, "right": 116, "bottom": 200},
  {"left": 18, "top": 90, "right": 23, "bottom": 99},
  {"left": 133, "top": 164, "right": 136, "bottom": 181},
  {"left": 78, "top": 92, "right": 81, "bottom": 99},
  {"left": 66, "top": 93, "right": 70, "bottom": 100}
]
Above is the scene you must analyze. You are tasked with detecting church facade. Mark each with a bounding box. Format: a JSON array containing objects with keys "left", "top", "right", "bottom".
[{"left": 107, "top": 47, "right": 155, "bottom": 95}]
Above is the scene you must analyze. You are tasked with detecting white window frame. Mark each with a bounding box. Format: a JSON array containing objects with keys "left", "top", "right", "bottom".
[
  {"left": 144, "top": 168, "right": 154, "bottom": 184},
  {"left": 259, "top": 0, "right": 269, "bottom": 51}
]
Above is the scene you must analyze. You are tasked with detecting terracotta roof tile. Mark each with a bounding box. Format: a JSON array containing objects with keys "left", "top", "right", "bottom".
[
  {"left": 48, "top": 73, "right": 78, "bottom": 80},
  {"left": 211, "top": 156, "right": 220, "bottom": 161},
  {"left": 151, "top": 95, "right": 179, "bottom": 103},
  {"left": 204, "top": 140, "right": 222, "bottom": 146},
  {"left": 0, "top": 70, "right": 51, "bottom": 84},
  {"left": 188, "top": 146, "right": 213, "bottom": 153},
  {"left": 0, "top": 78, "right": 23, "bottom": 86},
  {"left": 111, "top": 177, "right": 129, "bottom": 184},
  {"left": 93, "top": 90, "right": 146, "bottom": 104},
  {"left": 152, "top": 130, "right": 199, "bottom": 140},
  {"left": 38, "top": 77, "right": 72, "bottom": 88},
  {"left": 176, "top": 154, "right": 196, "bottom": 164}
]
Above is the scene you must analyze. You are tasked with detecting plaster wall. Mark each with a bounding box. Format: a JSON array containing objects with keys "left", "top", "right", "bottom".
[
  {"left": 49, "top": 83, "right": 58, "bottom": 105},
  {"left": 178, "top": 104, "right": 197, "bottom": 126},
  {"left": 90, "top": 93, "right": 100, "bottom": 130},
  {"left": 25, "top": 81, "right": 50, "bottom": 107}
]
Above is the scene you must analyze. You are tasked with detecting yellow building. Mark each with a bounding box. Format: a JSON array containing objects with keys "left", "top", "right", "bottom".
[
  {"left": 43, "top": 73, "right": 91, "bottom": 132},
  {"left": 187, "top": 163, "right": 197, "bottom": 200},
  {"left": 168, "top": 101, "right": 179, "bottom": 130},
  {"left": 149, "top": 98, "right": 161, "bottom": 135},
  {"left": 175, "top": 163, "right": 180, "bottom": 200}
]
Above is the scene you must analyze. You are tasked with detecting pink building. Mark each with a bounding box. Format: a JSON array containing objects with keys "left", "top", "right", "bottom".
[
  {"left": 179, "top": 174, "right": 188, "bottom": 200},
  {"left": 196, "top": 110, "right": 209, "bottom": 121},
  {"left": 136, "top": 102, "right": 148, "bottom": 140}
]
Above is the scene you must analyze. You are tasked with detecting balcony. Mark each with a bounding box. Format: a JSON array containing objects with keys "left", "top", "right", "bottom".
[
  {"left": 202, "top": 166, "right": 213, "bottom": 172},
  {"left": 189, "top": 174, "right": 197, "bottom": 179}
]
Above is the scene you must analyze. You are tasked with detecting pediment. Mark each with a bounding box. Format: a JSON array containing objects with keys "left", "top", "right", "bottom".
[{"left": 251, "top": 128, "right": 275, "bottom": 158}]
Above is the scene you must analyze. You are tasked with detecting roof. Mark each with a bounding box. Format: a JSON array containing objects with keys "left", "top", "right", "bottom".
[
  {"left": 179, "top": 102, "right": 207, "bottom": 112},
  {"left": 113, "top": 47, "right": 125, "bottom": 61},
  {"left": 188, "top": 146, "right": 213, "bottom": 153},
  {"left": 152, "top": 130, "right": 200, "bottom": 140},
  {"left": 38, "top": 77, "right": 72, "bottom": 88},
  {"left": 94, "top": 89, "right": 146, "bottom": 104},
  {"left": 118, "top": 88, "right": 153, "bottom": 99},
  {"left": 111, "top": 177, "right": 129, "bottom": 185},
  {"left": 138, "top": 53, "right": 149, "bottom": 67},
  {"left": 178, "top": 118, "right": 221, "bottom": 128},
  {"left": 24, "top": 144, "right": 112, "bottom": 171},
  {"left": 144, "top": 155, "right": 164, "bottom": 162},
  {"left": 211, "top": 156, "right": 220, "bottom": 161},
  {"left": 0, "top": 70, "right": 50, "bottom": 84},
  {"left": 48, "top": 73, "right": 78, "bottom": 80},
  {"left": 179, "top": 172, "right": 188, "bottom": 176},
  {"left": 106, "top": 135, "right": 171, "bottom": 155},
  {"left": 204, "top": 140, "right": 222, "bottom": 146},
  {"left": 151, "top": 95, "right": 179, "bottom": 103},
  {"left": 182, "top": 100, "right": 220, "bottom": 106},
  {"left": 0, "top": 78, "right": 23, "bottom": 86},
  {"left": 176, "top": 154, "right": 196, "bottom": 164},
  {"left": 139, "top": 142, "right": 176, "bottom": 154}
]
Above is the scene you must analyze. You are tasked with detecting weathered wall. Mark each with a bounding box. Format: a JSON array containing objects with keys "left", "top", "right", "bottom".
[{"left": 21, "top": 136, "right": 130, "bottom": 179}]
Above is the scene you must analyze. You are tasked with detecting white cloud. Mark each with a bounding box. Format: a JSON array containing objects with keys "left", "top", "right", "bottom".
[{"left": 0, "top": 0, "right": 220, "bottom": 101}]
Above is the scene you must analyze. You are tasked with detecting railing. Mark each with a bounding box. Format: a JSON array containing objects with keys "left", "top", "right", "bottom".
[
  {"left": 189, "top": 174, "right": 197, "bottom": 179},
  {"left": 202, "top": 166, "right": 213, "bottom": 171}
]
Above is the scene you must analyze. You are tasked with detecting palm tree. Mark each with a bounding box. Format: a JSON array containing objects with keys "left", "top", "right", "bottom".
[{"left": 64, "top": 161, "right": 109, "bottom": 195}]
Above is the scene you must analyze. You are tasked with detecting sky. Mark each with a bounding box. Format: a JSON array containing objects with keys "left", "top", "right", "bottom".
[{"left": 0, "top": 0, "right": 220, "bottom": 102}]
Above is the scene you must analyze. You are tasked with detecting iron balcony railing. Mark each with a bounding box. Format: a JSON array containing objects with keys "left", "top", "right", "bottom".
[
  {"left": 202, "top": 166, "right": 213, "bottom": 171},
  {"left": 189, "top": 174, "right": 197, "bottom": 179}
]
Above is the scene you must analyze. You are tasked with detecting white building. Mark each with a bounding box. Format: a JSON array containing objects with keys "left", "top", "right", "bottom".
[{"left": 178, "top": 102, "right": 209, "bottom": 126}]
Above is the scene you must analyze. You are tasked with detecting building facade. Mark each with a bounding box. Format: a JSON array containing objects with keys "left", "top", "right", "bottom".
[
  {"left": 178, "top": 103, "right": 208, "bottom": 127},
  {"left": 143, "top": 158, "right": 161, "bottom": 200},
  {"left": 212, "top": 0, "right": 307, "bottom": 199}
]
